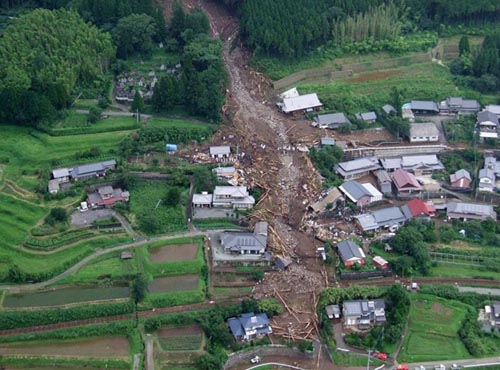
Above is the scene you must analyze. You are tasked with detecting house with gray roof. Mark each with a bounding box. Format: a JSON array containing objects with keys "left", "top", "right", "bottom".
[
  {"left": 70, "top": 160, "right": 116, "bottom": 181},
  {"left": 409, "top": 122, "right": 439, "bottom": 142},
  {"left": 401, "top": 154, "right": 444, "bottom": 174},
  {"left": 355, "top": 206, "right": 408, "bottom": 232},
  {"left": 477, "top": 111, "right": 499, "bottom": 140},
  {"left": 320, "top": 137, "right": 336, "bottom": 147},
  {"left": 220, "top": 222, "right": 268, "bottom": 255},
  {"left": 334, "top": 156, "right": 381, "bottom": 179},
  {"left": 192, "top": 192, "right": 213, "bottom": 208},
  {"left": 343, "top": 299, "right": 386, "bottom": 329},
  {"left": 337, "top": 240, "right": 365, "bottom": 268},
  {"left": 326, "top": 304, "right": 341, "bottom": 319},
  {"left": 478, "top": 168, "right": 495, "bottom": 192},
  {"left": 313, "top": 112, "right": 351, "bottom": 129},
  {"left": 375, "top": 170, "right": 392, "bottom": 194},
  {"left": 485, "top": 105, "right": 500, "bottom": 118},
  {"left": 213, "top": 186, "right": 255, "bottom": 209},
  {"left": 355, "top": 111, "right": 377, "bottom": 123},
  {"left": 382, "top": 104, "right": 396, "bottom": 115},
  {"left": 213, "top": 166, "right": 236, "bottom": 180},
  {"left": 210, "top": 146, "right": 231, "bottom": 159},
  {"left": 439, "top": 97, "right": 481, "bottom": 114},
  {"left": 339, "top": 181, "right": 382, "bottom": 207},
  {"left": 280, "top": 93, "right": 323, "bottom": 115},
  {"left": 409, "top": 100, "right": 439, "bottom": 115},
  {"left": 450, "top": 169, "right": 471, "bottom": 189},
  {"left": 227, "top": 312, "right": 272, "bottom": 342},
  {"left": 447, "top": 202, "right": 497, "bottom": 221},
  {"left": 51, "top": 168, "right": 70, "bottom": 183}
]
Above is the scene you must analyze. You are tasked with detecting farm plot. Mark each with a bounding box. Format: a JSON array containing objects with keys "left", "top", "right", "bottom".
[
  {"left": 399, "top": 295, "right": 470, "bottom": 363},
  {"left": 149, "top": 275, "right": 199, "bottom": 293},
  {"left": 0, "top": 336, "right": 129, "bottom": 359},
  {"left": 158, "top": 324, "right": 204, "bottom": 351},
  {"left": 149, "top": 243, "right": 198, "bottom": 263},
  {"left": 3, "top": 286, "right": 130, "bottom": 308},
  {"left": 51, "top": 112, "right": 140, "bottom": 134}
]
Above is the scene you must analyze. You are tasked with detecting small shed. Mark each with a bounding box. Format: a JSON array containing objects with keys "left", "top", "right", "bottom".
[
  {"left": 166, "top": 144, "right": 178, "bottom": 152},
  {"left": 325, "top": 304, "right": 341, "bottom": 319},
  {"left": 121, "top": 251, "right": 133, "bottom": 260},
  {"left": 275, "top": 257, "right": 292, "bottom": 270},
  {"left": 373, "top": 256, "right": 389, "bottom": 269}
]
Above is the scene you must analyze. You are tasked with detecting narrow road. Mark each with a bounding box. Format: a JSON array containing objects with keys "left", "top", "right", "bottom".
[
  {"left": 145, "top": 334, "right": 155, "bottom": 370},
  {"left": 407, "top": 357, "right": 500, "bottom": 369}
]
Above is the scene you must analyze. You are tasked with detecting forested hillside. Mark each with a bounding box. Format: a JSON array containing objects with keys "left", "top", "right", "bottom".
[{"left": 217, "top": 0, "right": 500, "bottom": 57}]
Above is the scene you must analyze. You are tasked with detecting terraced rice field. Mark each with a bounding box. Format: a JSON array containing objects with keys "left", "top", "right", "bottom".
[
  {"left": 158, "top": 324, "right": 204, "bottom": 351},
  {"left": 148, "top": 275, "right": 199, "bottom": 293},
  {"left": 149, "top": 243, "right": 198, "bottom": 263}
]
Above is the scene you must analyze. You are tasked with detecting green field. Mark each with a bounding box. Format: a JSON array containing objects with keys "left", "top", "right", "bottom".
[
  {"left": 333, "top": 352, "right": 383, "bottom": 367},
  {"left": 299, "top": 62, "right": 494, "bottom": 114},
  {"left": 147, "top": 117, "right": 215, "bottom": 131},
  {"left": 430, "top": 264, "right": 500, "bottom": 280},
  {"left": 158, "top": 334, "right": 204, "bottom": 351},
  {"left": 399, "top": 295, "right": 470, "bottom": 362},
  {"left": 50, "top": 112, "right": 140, "bottom": 134},
  {"left": 3, "top": 286, "right": 130, "bottom": 308}
]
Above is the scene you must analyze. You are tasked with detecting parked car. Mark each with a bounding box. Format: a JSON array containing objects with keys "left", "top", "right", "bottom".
[
  {"left": 372, "top": 351, "right": 387, "bottom": 361},
  {"left": 250, "top": 356, "right": 261, "bottom": 364},
  {"left": 450, "top": 365, "right": 462, "bottom": 370},
  {"left": 397, "top": 364, "right": 409, "bottom": 370},
  {"left": 434, "top": 364, "right": 445, "bottom": 370}
]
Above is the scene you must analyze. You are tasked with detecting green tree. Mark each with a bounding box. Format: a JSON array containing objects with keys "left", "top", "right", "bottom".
[
  {"left": 152, "top": 75, "right": 178, "bottom": 112},
  {"left": 113, "top": 13, "right": 157, "bottom": 58},
  {"left": 459, "top": 35, "right": 470, "bottom": 56},
  {"left": 164, "top": 187, "right": 181, "bottom": 207},
  {"left": 258, "top": 298, "right": 283, "bottom": 317},
  {"left": 169, "top": 0, "right": 186, "bottom": 44},
  {"left": 131, "top": 91, "right": 145, "bottom": 113},
  {"left": 47, "top": 207, "right": 67, "bottom": 225},
  {"left": 87, "top": 106, "right": 103, "bottom": 123},
  {"left": 131, "top": 274, "right": 148, "bottom": 303}
]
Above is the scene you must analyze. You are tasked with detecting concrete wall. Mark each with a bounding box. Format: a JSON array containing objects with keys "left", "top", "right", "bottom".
[{"left": 224, "top": 345, "right": 314, "bottom": 370}]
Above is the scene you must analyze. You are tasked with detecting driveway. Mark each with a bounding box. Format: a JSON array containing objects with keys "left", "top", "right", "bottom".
[
  {"left": 71, "top": 208, "right": 116, "bottom": 227},
  {"left": 333, "top": 322, "right": 366, "bottom": 354}
]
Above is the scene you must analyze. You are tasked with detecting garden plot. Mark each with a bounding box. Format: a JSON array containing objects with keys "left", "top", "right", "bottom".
[
  {"left": 0, "top": 336, "right": 129, "bottom": 359},
  {"left": 399, "top": 296, "right": 470, "bottom": 362},
  {"left": 149, "top": 243, "right": 198, "bottom": 263},
  {"left": 158, "top": 324, "right": 204, "bottom": 351},
  {"left": 149, "top": 275, "right": 199, "bottom": 293},
  {"left": 3, "top": 286, "right": 130, "bottom": 308}
]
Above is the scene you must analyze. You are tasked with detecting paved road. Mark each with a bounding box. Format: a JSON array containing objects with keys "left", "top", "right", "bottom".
[
  {"left": 0, "top": 229, "right": 211, "bottom": 292},
  {"left": 145, "top": 334, "right": 154, "bottom": 370},
  {"left": 406, "top": 357, "right": 500, "bottom": 370},
  {"left": 458, "top": 287, "right": 500, "bottom": 296}
]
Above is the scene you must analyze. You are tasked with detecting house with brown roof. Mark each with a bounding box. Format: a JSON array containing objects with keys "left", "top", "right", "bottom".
[
  {"left": 391, "top": 169, "right": 422, "bottom": 194},
  {"left": 87, "top": 186, "right": 129, "bottom": 208},
  {"left": 449, "top": 169, "right": 471, "bottom": 189},
  {"left": 403, "top": 199, "right": 436, "bottom": 219}
]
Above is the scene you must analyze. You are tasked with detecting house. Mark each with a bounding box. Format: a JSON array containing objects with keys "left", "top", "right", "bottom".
[
  {"left": 403, "top": 199, "right": 436, "bottom": 219},
  {"left": 355, "top": 111, "right": 377, "bottom": 123},
  {"left": 220, "top": 222, "right": 268, "bottom": 255},
  {"left": 382, "top": 104, "right": 396, "bottom": 115},
  {"left": 401, "top": 155, "right": 444, "bottom": 174},
  {"left": 309, "top": 187, "right": 344, "bottom": 213},
  {"left": 51, "top": 168, "right": 70, "bottom": 183},
  {"left": 375, "top": 170, "right": 392, "bottom": 194},
  {"left": 279, "top": 87, "right": 299, "bottom": 99},
  {"left": 48, "top": 179, "right": 60, "bottom": 194},
  {"left": 86, "top": 186, "right": 129, "bottom": 208},
  {"left": 478, "top": 168, "right": 495, "bottom": 192},
  {"left": 343, "top": 299, "right": 386, "bottom": 328},
  {"left": 355, "top": 206, "right": 408, "bottom": 232},
  {"left": 210, "top": 146, "right": 231, "bottom": 159},
  {"left": 391, "top": 169, "right": 422, "bottom": 194},
  {"left": 477, "top": 111, "right": 499, "bottom": 140},
  {"left": 373, "top": 256, "right": 389, "bottom": 269},
  {"left": 70, "top": 160, "right": 116, "bottom": 181},
  {"left": 326, "top": 304, "right": 341, "bottom": 319},
  {"left": 227, "top": 312, "right": 272, "bottom": 342},
  {"left": 485, "top": 105, "right": 500, "bottom": 118},
  {"left": 121, "top": 251, "right": 133, "bottom": 260},
  {"left": 409, "top": 100, "right": 439, "bottom": 115},
  {"left": 280, "top": 93, "right": 323, "bottom": 115},
  {"left": 313, "top": 112, "right": 351, "bottom": 129},
  {"left": 446, "top": 202, "right": 497, "bottom": 221},
  {"left": 409, "top": 122, "right": 439, "bottom": 142},
  {"left": 334, "top": 156, "right": 381, "bottom": 179},
  {"left": 337, "top": 240, "right": 366, "bottom": 268},
  {"left": 320, "top": 137, "right": 336, "bottom": 147},
  {"left": 487, "top": 302, "right": 500, "bottom": 328},
  {"left": 214, "top": 166, "right": 236, "bottom": 180},
  {"left": 339, "top": 181, "right": 382, "bottom": 207},
  {"left": 439, "top": 97, "right": 481, "bottom": 114},
  {"left": 192, "top": 192, "right": 213, "bottom": 208},
  {"left": 274, "top": 256, "right": 292, "bottom": 270},
  {"left": 212, "top": 186, "right": 255, "bottom": 209},
  {"left": 450, "top": 169, "right": 471, "bottom": 189}
]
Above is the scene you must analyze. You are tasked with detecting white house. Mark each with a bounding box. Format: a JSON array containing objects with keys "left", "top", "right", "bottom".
[
  {"left": 409, "top": 122, "right": 439, "bottom": 142},
  {"left": 212, "top": 186, "right": 255, "bottom": 209}
]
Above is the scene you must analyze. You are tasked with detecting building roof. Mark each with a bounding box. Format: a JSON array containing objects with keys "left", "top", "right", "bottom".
[
  {"left": 406, "top": 199, "right": 435, "bottom": 217},
  {"left": 382, "top": 104, "right": 396, "bottom": 114},
  {"left": 335, "top": 157, "right": 381, "bottom": 177},
  {"left": 444, "top": 97, "right": 481, "bottom": 110},
  {"left": 392, "top": 169, "right": 422, "bottom": 190},
  {"left": 410, "top": 100, "right": 439, "bottom": 112},
  {"left": 228, "top": 312, "right": 271, "bottom": 339},
  {"left": 355, "top": 111, "right": 377, "bottom": 121},
  {"left": 52, "top": 168, "right": 69, "bottom": 178},
  {"left": 71, "top": 160, "right": 115, "bottom": 179},
  {"left": 343, "top": 299, "right": 386, "bottom": 320},
  {"left": 362, "top": 183, "right": 383, "bottom": 199},
  {"left": 447, "top": 202, "right": 496, "bottom": 219},
  {"left": 450, "top": 169, "right": 471, "bottom": 182},
  {"left": 48, "top": 179, "right": 60, "bottom": 192},
  {"left": 314, "top": 112, "right": 350, "bottom": 127},
  {"left": 310, "top": 187, "right": 344, "bottom": 213},
  {"left": 320, "top": 137, "right": 336, "bottom": 146},
  {"left": 325, "top": 304, "right": 340, "bottom": 317},
  {"left": 214, "top": 186, "right": 249, "bottom": 197},
  {"left": 485, "top": 105, "right": 500, "bottom": 115},
  {"left": 339, "top": 181, "right": 371, "bottom": 202},
  {"left": 275, "top": 257, "right": 292, "bottom": 270},
  {"left": 376, "top": 170, "right": 392, "bottom": 184},
  {"left": 337, "top": 240, "right": 365, "bottom": 262},
  {"left": 221, "top": 231, "right": 267, "bottom": 253},
  {"left": 192, "top": 193, "right": 213, "bottom": 204},
  {"left": 210, "top": 146, "right": 231, "bottom": 156},
  {"left": 355, "top": 213, "right": 378, "bottom": 231},
  {"left": 401, "top": 154, "right": 444, "bottom": 171},
  {"left": 279, "top": 87, "right": 299, "bottom": 99},
  {"left": 254, "top": 221, "right": 268, "bottom": 236},
  {"left": 214, "top": 166, "right": 236, "bottom": 176},
  {"left": 409, "top": 122, "right": 439, "bottom": 138},
  {"left": 381, "top": 157, "right": 402, "bottom": 171},
  {"left": 479, "top": 168, "right": 495, "bottom": 180},
  {"left": 98, "top": 185, "right": 114, "bottom": 195},
  {"left": 477, "top": 111, "right": 499, "bottom": 125},
  {"left": 373, "top": 256, "right": 388, "bottom": 266},
  {"left": 282, "top": 93, "right": 323, "bottom": 113},
  {"left": 372, "top": 206, "right": 407, "bottom": 225}
]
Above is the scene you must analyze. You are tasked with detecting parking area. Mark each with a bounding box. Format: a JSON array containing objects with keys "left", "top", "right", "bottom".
[
  {"left": 192, "top": 207, "right": 234, "bottom": 219},
  {"left": 71, "top": 208, "right": 116, "bottom": 227}
]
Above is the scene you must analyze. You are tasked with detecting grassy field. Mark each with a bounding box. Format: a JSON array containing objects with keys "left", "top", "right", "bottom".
[
  {"left": 299, "top": 62, "right": 494, "bottom": 114},
  {"left": 333, "top": 352, "right": 383, "bottom": 367},
  {"left": 147, "top": 117, "right": 216, "bottom": 131},
  {"left": 430, "top": 264, "right": 500, "bottom": 280},
  {"left": 398, "top": 294, "right": 470, "bottom": 363},
  {"left": 50, "top": 112, "right": 140, "bottom": 134}
]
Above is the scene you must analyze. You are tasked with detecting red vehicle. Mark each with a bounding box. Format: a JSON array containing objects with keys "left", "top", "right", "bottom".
[
  {"left": 372, "top": 352, "right": 388, "bottom": 361},
  {"left": 397, "top": 364, "right": 409, "bottom": 370}
]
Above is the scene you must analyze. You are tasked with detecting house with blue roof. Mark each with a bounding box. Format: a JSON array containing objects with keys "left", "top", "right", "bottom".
[{"left": 227, "top": 312, "right": 272, "bottom": 342}]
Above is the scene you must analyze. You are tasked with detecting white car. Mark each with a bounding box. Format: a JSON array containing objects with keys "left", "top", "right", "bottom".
[{"left": 250, "top": 356, "right": 261, "bottom": 364}]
